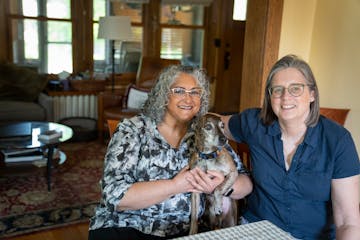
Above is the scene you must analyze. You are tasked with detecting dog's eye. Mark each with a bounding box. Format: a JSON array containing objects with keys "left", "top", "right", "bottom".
[{"left": 204, "top": 123, "right": 212, "bottom": 130}]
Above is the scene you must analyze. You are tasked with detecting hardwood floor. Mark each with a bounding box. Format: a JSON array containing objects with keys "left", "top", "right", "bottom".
[{"left": 4, "top": 222, "right": 89, "bottom": 240}]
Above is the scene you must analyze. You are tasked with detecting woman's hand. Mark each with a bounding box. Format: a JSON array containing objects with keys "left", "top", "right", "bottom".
[
  {"left": 187, "top": 167, "right": 225, "bottom": 194},
  {"left": 171, "top": 166, "right": 200, "bottom": 194}
]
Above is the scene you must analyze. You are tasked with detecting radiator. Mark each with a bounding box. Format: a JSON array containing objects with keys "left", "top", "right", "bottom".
[{"left": 52, "top": 94, "right": 98, "bottom": 122}]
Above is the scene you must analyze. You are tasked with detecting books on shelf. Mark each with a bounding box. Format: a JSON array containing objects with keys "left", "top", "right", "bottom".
[
  {"left": 1, "top": 148, "right": 39, "bottom": 157},
  {"left": 1, "top": 148, "right": 44, "bottom": 163},
  {"left": 0, "top": 122, "right": 31, "bottom": 138},
  {"left": 0, "top": 122, "right": 32, "bottom": 142},
  {"left": 38, "top": 130, "right": 62, "bottom": 142}
]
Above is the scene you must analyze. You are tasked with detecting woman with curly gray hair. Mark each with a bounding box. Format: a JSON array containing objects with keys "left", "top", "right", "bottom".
[
  {"left": 89, "top": 65, "right": 252, "bottom": 240},
  {"left": 143, "top": 65, "right": 210, "bottom": 125}
]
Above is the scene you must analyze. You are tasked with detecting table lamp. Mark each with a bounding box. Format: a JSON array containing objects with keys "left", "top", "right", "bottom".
[{"left": 98, "top": 16, "right": 132, "bottom": 92}]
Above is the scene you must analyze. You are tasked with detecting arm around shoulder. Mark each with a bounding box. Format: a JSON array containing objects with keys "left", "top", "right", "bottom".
[{"left": 221, "top": 115, "right": 236, "bottom": 141}]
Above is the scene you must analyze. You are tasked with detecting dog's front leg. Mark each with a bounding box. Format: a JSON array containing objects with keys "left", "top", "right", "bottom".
[
  {"left": 208, "top": 190, "right": 223, "bottom": 229},
  {"left": 217, "top": 170, "right": 238, "bottom": 195},
  {"left": 189, "top": 192, "right": 200, "bottom": 235}
]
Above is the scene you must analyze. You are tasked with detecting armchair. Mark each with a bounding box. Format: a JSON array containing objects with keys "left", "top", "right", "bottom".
[{"left": 98, "top": 56, "right": 180, "bottom": 140}]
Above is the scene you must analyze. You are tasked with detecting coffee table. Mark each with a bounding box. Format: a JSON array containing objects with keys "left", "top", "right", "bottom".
[{"left": 0, "top": 122, "right": 73, "bottom": 191}]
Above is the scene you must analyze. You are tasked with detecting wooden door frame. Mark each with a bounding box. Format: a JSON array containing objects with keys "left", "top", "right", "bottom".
[
  {"left": 212, "top": 0, "right": 246, "bottom": 114},
  {"left": 205, "top": 0, "right": 283, "bottom": 113}
]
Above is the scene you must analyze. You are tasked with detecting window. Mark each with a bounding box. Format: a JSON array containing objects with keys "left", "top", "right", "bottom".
[
  {"left": 160, "top": 3, "right": 206, "bottom": 67},
  {"left": 9, "top": 0, "right": 72, "bottom": 74},
  {"left": 6, "top": 0, "right": 209, "bottom": 74},
  {"left": 93, "top": 0, "right": 143, "bottom": 74},
  {"left": 233, "top": 0, "right": 247, "bottom": 21}
]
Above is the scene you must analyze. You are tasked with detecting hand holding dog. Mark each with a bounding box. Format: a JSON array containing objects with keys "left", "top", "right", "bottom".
[
  {"left": 187, "top": 167, "right": 225, "bottom": 194},
  {"left": 171, "top": 166, "right": 202, "bottom": 194}
]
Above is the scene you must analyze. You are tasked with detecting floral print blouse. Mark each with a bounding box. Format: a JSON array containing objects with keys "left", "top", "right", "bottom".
[{"left": 89, "top": 114, "right": 247, "bottom": 237}]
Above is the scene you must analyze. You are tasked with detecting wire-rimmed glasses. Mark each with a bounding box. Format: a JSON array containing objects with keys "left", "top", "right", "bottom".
[
  {"left": 268, "top": 83, "right": 309, "bottom": 98},
  {"left": 170, "top": 87, "right": 202, "bottom": 98}
]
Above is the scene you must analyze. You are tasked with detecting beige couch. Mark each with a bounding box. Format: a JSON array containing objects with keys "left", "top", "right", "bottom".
[{"left": 0, "top": 63, "right": 53, "bottom": 123}]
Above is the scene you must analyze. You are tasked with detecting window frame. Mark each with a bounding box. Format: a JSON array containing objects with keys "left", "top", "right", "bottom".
[
  {"left": 8, "top": 0, "right": 73, "bottom": 73},
  {"left": 5, "top": 0, "right": 210, "bottom": 74}
]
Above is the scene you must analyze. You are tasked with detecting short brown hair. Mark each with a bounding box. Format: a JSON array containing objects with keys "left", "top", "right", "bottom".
[{"left": 260, "top": 54, "right": 320, "bottom": 127}]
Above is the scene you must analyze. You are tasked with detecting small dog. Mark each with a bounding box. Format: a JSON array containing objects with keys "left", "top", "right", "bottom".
[{"left": 189, "top": 114, "right": 238, "bottom": 235}]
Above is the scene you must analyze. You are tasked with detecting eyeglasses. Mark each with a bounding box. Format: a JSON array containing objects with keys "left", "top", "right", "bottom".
[
  {"left": 268, "top": 83, "right": 309, "bottom": 98},
  {"left": 170, "top": 87, "right": 202, "bottom": 98}
]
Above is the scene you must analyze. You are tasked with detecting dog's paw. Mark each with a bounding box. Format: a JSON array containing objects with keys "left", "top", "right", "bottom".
[{"left": 214, "top": 205, "right": 222, "bottom": 216}]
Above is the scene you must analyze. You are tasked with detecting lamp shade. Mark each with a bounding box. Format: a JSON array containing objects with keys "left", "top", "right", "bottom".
[{"left": 98, "top": 16, "right": 132, "bottom": 40}]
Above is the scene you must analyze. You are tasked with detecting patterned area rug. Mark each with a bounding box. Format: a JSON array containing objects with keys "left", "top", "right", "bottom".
[{"left": 0, "top": 140, "right": 107, "bottom": 238}]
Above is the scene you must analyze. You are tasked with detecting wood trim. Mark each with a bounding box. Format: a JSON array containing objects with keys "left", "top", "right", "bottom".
[
  {"left": 7, "top": 15, "right": 71, "bottom": 22},
  {"left": 45, "top": 90, "right": 99, "bottom": 96},
  {"left": 240, "top": 0, "right": 283, "bottom": 111},
  {"left": 0, "top": 0, "right": 11, "bottom": 62},
  {"left": 159, "top": 24, "right": 205, "bottom": 29},
  {"left": 204, "top": 0, "right": 223, "bottom": 82},
  {"left": 142, "top": 0, "right": 161, "bottom": 57},
  {"left": 72, "top": 0, "right": 93, "bottom": 73}
]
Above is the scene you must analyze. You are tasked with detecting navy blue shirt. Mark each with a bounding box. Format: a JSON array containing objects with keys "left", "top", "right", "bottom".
[{"left": 229, "top": 108, "right": 360, "bottom": 240}]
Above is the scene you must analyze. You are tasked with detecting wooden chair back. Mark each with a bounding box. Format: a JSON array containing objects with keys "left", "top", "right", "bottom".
[
  {"left": 107, "top": 119, "right": 120, "bottom": 137},
  {"left": 319, "top": 107, "right": 350, "bottom": 126},
  {"left": 98, "top": 57, "right": 180, "bottom": 142},
  {"left": 236, "top": 142, "right": 251, "bottom": 170},
  {"left": 229, "top": 140, "right": 251, "bottom": 170},
  {"left": 136, "top": 56, "right": 181, "bottom": 89}
]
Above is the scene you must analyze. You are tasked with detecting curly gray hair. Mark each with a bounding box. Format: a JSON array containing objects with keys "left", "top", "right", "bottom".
[{"left": 142, "top": 65, "right": 210, "bottom": 125}]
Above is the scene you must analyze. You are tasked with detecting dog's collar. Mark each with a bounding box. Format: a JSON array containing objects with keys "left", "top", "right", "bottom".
[{"left": 198, "top": 150, "right": 219, "bottom": 160}]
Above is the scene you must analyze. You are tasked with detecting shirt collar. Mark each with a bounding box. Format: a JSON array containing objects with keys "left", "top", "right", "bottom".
[{"left": 267, "top": 120, "right": 319, "bottom": 148}]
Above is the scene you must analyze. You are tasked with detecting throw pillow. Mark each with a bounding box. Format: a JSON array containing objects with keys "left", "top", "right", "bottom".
[
  {"left": 0, "top": 63, "right": 48, "bottom": 102},
  {"left": 125, "top": 85, "right": 149, "bottom": 110}
]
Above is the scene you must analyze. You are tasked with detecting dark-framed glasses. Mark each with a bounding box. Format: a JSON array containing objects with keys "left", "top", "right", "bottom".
[
  {"left": 170, "top": 87, "right": 202, "bottom": 98},
  {"left": 268, "top": 83, "right": 309, "bottom": 98}
]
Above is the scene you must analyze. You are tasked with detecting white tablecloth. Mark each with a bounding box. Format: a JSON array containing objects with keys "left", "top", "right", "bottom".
[{"left": 174, "top": 220, "right": 296, "bottom": 240}]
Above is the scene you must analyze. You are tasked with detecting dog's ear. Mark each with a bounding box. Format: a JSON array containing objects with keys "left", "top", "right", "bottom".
[
  {"left": 206, "top": 112, "right": 221, "bottom": 120},
  {"left": 191, "top": 116, "right": 204, "bottom": 132},
  {"left": 205, "top": 113, "right": 221, "bottom": 122}
]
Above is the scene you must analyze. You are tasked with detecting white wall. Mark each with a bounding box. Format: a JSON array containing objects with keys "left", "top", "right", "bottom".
[
  {"left": 309, "top": 0, "right": 360, "bottom": 152},
  {"left": 279, "top": 0, "right": 360, "bottom": 196},
  {"left": 278, "top": 0, "right": 317, "bottom": 60},
  {"left": 280, "top": 0, "right": 360, "bottom": 152}
]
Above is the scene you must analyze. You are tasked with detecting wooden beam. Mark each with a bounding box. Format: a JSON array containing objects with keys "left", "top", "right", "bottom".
[
  {"left": 72, "top": 0, "right": 93, "bottom": 73},
  {"left": 142, "top": 0, "right": 161, "bottom": 57},
  {"left": 0, "top": 0, "right": 11, "bottom": 62},
  {"left": 240, "top": 0, "right": 283, "bottom": 111}
]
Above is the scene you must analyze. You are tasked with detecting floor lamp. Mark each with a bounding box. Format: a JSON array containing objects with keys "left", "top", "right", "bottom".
[{"left": 98, "top": 16, "right": 132, "bottom": 92}]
